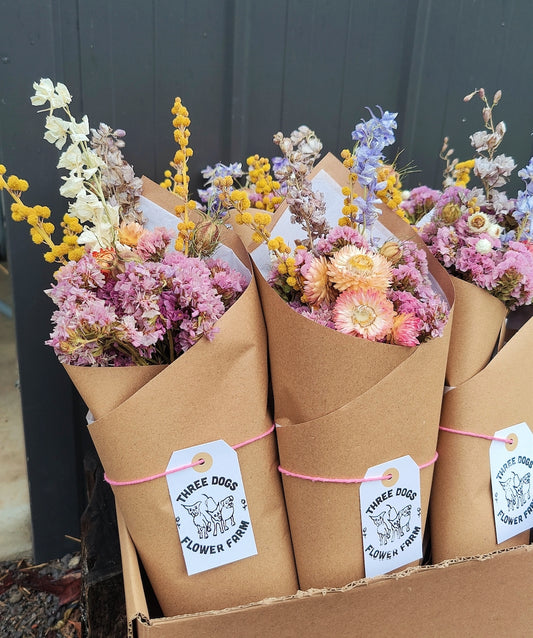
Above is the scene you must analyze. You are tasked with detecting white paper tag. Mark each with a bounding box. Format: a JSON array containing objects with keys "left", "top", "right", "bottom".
[
  {"left": 166, "top": 440, "right": 257, "bottom": 575},
  {"left": 490, "top": 422, "right": 533, "bottom": 544},
  {"left": 360, "top": 455, "right": 423, "bottom": 578}
]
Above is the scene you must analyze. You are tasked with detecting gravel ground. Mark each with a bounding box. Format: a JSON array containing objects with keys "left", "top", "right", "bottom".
[{"left": 0, "top": 553, "right": 81, "bottom": 638}]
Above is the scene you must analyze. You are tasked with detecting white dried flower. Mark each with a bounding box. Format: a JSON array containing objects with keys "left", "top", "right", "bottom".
[
  {"left": 475, "top": 238, "right": 492, "bottom": 254},
  {"left": 44, "top": 115, "right": 70, "bottom": 149},
  {"left": 68, "top": 191, "right": 104, "bottom": 222},
  {"left": 57, "top": 144, "right": 84, "bottom": 171},
  {"left": 59, "top": 174, "right": 85, "bottom": 199},
  {"left": 487, "top": 223, "right": 503, "bottom": 239},
  {"left": 69, "top": 115, "right": 90, "bottom": 144},
  {"left": 467, "top": 212, "right": 491, "bottom": 233}
]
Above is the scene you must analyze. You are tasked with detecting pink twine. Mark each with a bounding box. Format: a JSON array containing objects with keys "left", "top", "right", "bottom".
[
  {"left": 104, "top": 423, "right": 276, "bottom": 487},
  {"left": 278, "top": 450, "right": 439, "bottom": 484},
  {"left": 439, "top": 426, "right": 513, "bottom": 444}
]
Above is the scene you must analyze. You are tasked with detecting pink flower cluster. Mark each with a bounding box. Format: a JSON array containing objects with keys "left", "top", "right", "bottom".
[
  {"left": 419, "top": 187, "right": 533, "bottom": 309},
  {"left": 269, "top": 227, "right": 448, "bottom": 346},
  {"left": 399, "top": 185, "right": 441, "bottom": 224},
  {"left": 45, "top": 228, "right": 247, "bottom": 366}
]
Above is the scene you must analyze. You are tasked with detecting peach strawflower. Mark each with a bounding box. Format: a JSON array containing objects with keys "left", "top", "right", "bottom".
[
  {"left": 118, "top": 221, "right": 145, "bottom": 247},
  {"left": 333, "top": 287, "right": 394, "bottom": 341},
  {"left": 389, "top": 312, "right": 421, "bottom": 346},
  {"left": 303, "top": 255, "right": 336, "bottom": 306},
  {"left": 327, "top": 245, "right": 392, "bottom": 293}
]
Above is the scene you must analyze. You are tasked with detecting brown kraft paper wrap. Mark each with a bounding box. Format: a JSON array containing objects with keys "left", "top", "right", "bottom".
[
  {"left": 247, "top": 154, "right": 455, "bottom": 589},
  {"left": 446, "top": 276, "right": 508, "bottom": 387},
  {"left": 430, "top": 317, "right": 533, "bottom": 563},
  {"left": 64, "top": 180, "right": 298, "bottom": 616}
]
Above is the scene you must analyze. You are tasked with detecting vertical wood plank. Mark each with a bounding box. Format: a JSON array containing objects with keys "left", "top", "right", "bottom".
[{"left": 0, "top": 0, "right": 86, "bottom": 562}]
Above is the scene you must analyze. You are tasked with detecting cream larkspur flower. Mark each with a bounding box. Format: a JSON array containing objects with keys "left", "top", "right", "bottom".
[
  {"left": 44, "top": 115, "right": 70, "bottom": 149},
  {"left": 69, "top": 115, "right": 90, "bottom": 144},
  {"left": 327, "top": 245, "right": 392, "bottom": 293},
  {"left": 59, "top": 174, "right": 85, "bottom": 199},
  {"left": 31, "top": 78, "right": 57, "bottom": 107},
  {"left": 57, "top": 143, "right": 84, "bottom": 171},
  {"left": 68, "top": 191, "right": 104, "bottom": 221},
  {"left": 54, "top": 82, "right": 72, "bottom": 108},
  {"left": 333, "top": 288, "right": 394, "bottom": 341},
  {"left": 303, "top": 255, "right": 336, "bottom": 306},
  {"left": 31, "top": 78, "right": 72, "bottom": 111}
]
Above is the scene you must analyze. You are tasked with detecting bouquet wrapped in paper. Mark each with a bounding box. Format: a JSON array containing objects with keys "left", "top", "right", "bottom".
[
  {"left": 2, "top": 82, "right": 297, "bottom": 615},
  {"left": 430, "top": 317, "right": 533, "bottom": 561},
  {"left": 401, "top": 88, "right": 533, "bottom": 387},
  {"left": 395, "top": 88, "right": 533, "bottom": 560},
  {"left": 227, "top": 113, "right": 453, "bottom": 589}
]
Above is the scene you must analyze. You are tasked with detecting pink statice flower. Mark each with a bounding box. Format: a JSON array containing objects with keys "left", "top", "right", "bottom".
[
  {"left": 135, "top": 226, "right": 174, "bottom": 261},
  {"left": 400, "top": 185, "right": 441, "bottom": 224},
  {"left": 420, "top": 224, "right": 461, "bottom": 269},
  {"left": 453, "top": 235, "right": 501, "bottom": 289},
  {"left": 488, "top": 240, "right": 533, "bottom": 309},
  {"left": 315, "top": 225, "right": 369, "bottom": 253},
  {"left": 288, "top": 300, "right": 336, "bottom": 329},
  {"left": 44, "top": 243, "right": 246, "bottom": 365},
  {"left": 206, "top": 258, "right": 248, "bottom": 308}
]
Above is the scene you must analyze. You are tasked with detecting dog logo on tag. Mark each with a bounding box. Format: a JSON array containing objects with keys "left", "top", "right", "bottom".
[
  {"left": 181, "top": 493, "right": 236, "bottom": 539},
  {"left": 368, "top": 503, "right": 412, "bottom": 546},
  {"left": 166, "top": 440, "right": 257, "bottom": 575},
  {"left": 498, "top": 472, "right": 531, "bottom": 511}
]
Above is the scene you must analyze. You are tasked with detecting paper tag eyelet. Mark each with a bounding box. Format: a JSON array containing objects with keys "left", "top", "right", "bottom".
[
  {"left": 192, "top": 452, "right": 213, "bottom": 473},
  {"left": 382, "top": 467, "right": 399, "bottom": 488},
  {"left": 490, "top": 422, "right": 533, "bottom": 544},
  {"left": 505, "top": 433, "right": 518, "bottom": 452},
  {"left": 360, "top": 455, "right": 423, "bottom": 579},
  {"left": 166, "top": 440, "right": 257, "bottom": 575}
]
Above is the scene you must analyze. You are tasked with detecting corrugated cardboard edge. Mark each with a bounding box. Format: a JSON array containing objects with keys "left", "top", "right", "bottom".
[{"left": 118, "top": 504, "right": 533, "bottom": 637}]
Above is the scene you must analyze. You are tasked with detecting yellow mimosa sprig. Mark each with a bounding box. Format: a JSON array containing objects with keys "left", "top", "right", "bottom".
[
  {"left": 0, "top": 164, "right": 83, "bottom": 265},
  {"left": 160, "top": 97, "right": 196, "bottom": 255},
  {"left": 245, "top": 154, "right": 283, "bottom": 212},
  {"left": 339, "top": 148, "right": 360, "bottom": 229}
]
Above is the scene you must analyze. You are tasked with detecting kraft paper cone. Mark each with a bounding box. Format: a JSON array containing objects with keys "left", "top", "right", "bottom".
[
  {"left": 430, "top": 317, "right": 533, "bottom": 563},
  {"left": 64, "top": 180, "right": 297, "bottom": 616},
  {"left": 245, "top": 154, "right": 455, "bottom": 589},
  {"left": 446, "top": 276, "right": 508, "bottom": 388},
  {"left": 65, "top": 364, "right": 165, "bottom": 420}
]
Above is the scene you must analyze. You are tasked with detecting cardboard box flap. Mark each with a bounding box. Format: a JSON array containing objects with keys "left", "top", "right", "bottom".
[{"left": 117, "top": 500, "right": 533, "bottom": 638}]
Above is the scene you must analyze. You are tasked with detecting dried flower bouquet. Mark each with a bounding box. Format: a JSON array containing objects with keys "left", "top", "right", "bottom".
[{"left": 1, "top": 79, "right": 297, "bottom": 616}]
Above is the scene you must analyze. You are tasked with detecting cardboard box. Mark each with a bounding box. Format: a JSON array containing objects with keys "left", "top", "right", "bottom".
[{"left": 117, "top": 506, "right": 533, "bottom": 637}]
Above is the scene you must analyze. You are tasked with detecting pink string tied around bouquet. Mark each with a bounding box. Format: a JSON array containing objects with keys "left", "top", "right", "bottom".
[
  {"left": 438, "top": 426, "right": 514, "bottom": 445},
  {"left": 104, "top": 423, "right": 275, "bottom": 487},
  {"left": 277, "top": 450, "right": 439, "bottom": 484}
]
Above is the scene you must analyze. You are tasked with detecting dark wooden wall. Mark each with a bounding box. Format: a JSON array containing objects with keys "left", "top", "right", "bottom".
[{"left": 1, "top": 0, "right": 533, "bottom": 560}]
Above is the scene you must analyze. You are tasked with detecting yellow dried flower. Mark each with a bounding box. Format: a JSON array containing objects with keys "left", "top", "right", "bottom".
[
  {"left": 30, "top": 228, "right": 44, "bottom": 244},
  {"left": 68, "top": 247, "right": 85, "bottom": 261}
]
